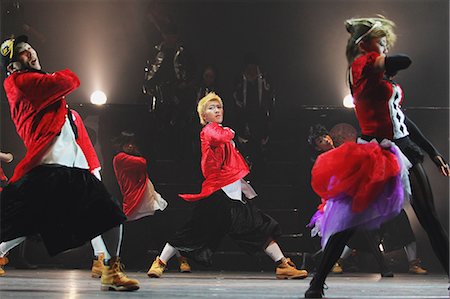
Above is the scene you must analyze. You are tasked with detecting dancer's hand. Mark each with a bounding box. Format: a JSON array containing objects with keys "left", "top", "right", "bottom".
[
  {"left": 238, "top": 136, "right": 249, "bottom": 144},
  {"left": 0, "top": 152, "right": 13, "bottom": 163},
  {"left": 432, "top": 155, "right": 450, "bottom": 176}
]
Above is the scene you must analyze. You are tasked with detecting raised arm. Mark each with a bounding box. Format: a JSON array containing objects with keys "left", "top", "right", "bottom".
[
  {"left": 14, "top": 69, "right": 80, "bottom": 111},
  {"left": 203, "top": 122, "right": 235, "bottom": 147}
]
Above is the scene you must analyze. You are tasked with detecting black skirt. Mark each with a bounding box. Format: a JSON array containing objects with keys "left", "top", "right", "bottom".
[
  {"left": 1, "top": 165, "right": 126, "bottom": 256},
  {"left": 170, "top": 190, "right": 281, "bottom": 266}
]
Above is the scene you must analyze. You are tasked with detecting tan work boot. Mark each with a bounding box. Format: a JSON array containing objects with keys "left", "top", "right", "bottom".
[
  {"left": 100, "top": 256, "right": 139, "bottom": 291},
  {"left": 409, "top": 259, "right": 427, "bottom": 275},
  {"left": 332, "top": 258, "right": 344, "bottom": 274},
  {"left": 276, "top": 257, "right": 308, "bottom": 279},
  {"left": 91, "top": 252, "right": 105, "bottom": 278},
  {"left": 147, "top": 256, "right": 166, "bottom": 278},
  {"left": 0, "top": 256, "right": 9, "bottom": 276},
  {"left": 178, "top": 256, "right": 191, "bottom": 273}
]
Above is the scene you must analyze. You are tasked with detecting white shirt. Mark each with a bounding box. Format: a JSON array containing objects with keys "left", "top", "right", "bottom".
[
  {"left": 222, "top": 179, "right": 257, "bottom": 203},
  {"left": 40, "top": 116, "right": 89, "bottom": 170}
]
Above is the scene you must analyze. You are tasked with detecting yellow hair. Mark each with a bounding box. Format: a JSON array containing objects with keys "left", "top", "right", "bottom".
[
  {"left": 345, "top": 16, "right": 397, "bottom": 64},
  {"left": 197, "top": 92, "right": 223, "bottom": 125}
]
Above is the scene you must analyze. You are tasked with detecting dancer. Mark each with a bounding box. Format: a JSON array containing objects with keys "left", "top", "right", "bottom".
[
  {"left": 0, "top": 35, "right": 139, "bottom": 291},
  {"left": 0, "top": 112, "right": 114, "bottom": 279},
  {"left": 147, "top": 92, "right": 307, "bottom": 279},
  {"left": 308, "top": 124, "right": 427, "bottom": 275},
  {"left": 112, "top": 131, "right": 191, "bottom": 273},
  {"left": 307, "top": 124, "right": 394, "bottom": 277},
  {"left": 305, "top": 17, "right": 449, "bottom": 298}
]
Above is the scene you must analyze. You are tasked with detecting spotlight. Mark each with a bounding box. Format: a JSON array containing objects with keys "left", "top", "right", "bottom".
[
  {"left": 90, "top": 90, "right": 107, "bottom": 105},
  {"left": 343, "top": 94, "right": 354, "bottom": 108}
]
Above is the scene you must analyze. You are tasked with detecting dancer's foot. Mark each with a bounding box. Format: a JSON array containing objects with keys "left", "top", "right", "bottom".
[
  {"left": 276, "top": 257, "right": 308, "bottom": 279},
  {"left": 91, "top": 253, "right": 105, "bottom": 278},
  {"left": 178, "top": 256, "right": 191, "bottom": 273},
  {"left": 100, "top": 257, "right": 139, "bottom": 291},
  {"left": 147, "top": 256, "right": 166, "bottom": 278}
]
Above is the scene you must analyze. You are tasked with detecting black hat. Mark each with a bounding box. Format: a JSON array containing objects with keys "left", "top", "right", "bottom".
[
  {"left": 307, "top": 124, "right": 330, "bottom": 147},
  {"left": 112, "top": 131, "right": 136, "bottom": 150},
  {"left": 1, "top": 35, "right": 28, "bottom": 68}
]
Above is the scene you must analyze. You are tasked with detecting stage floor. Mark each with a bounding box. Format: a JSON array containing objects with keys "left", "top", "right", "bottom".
[{"left": 0, "top": 270, "right": 448, "bottom": 298}]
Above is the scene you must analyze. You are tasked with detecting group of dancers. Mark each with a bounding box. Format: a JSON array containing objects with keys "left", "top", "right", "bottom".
[{"left": 0, "top": 15, "right": 448, "bottom": 298}]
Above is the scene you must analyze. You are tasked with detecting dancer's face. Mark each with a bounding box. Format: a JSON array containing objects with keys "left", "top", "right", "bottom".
[
  {"left": 15, "top": 42, "right": 41, "bottom": 70},
  {"left": 315, "top": 134, "right": 335, "bottom": 152},
  {"left": 360, "top": 36, "right": 388, "bottom": 55},
  {"left": 122, "top": 143, "right": 140, "bottom": 155},
  {"left": 202, "top": 100, "right": 223, "bottom": 124}
]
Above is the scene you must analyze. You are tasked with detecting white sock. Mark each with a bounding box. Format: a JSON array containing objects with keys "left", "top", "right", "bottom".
[
  {"left": 90, "top": 235, "right": 111, "bottom": 260},
  {"left": 115, "top": 224, "right": 123, "bottom": 257},
  {"left": 264, "top": 242, "right": 285, "bottom": 262},
  {"left": 404, "top": 242, "right": 417, "bottom": 262},
  {"left": 340, "top": 246, "right": 352, "bottom": 260},
  {"left": 0, "top": 237, "right": 26, "bottom": 257},
  {"left": 160, "top": 243, "right": 178, "bottom": 264}
]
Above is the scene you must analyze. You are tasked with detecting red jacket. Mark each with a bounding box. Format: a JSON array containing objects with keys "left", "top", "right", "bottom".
[
  {"left": 71, "top": 110, "right": 100, "bottom": 172},
  {"left": 4, "top": 69, "right": 80, "bottom": 183},
  {"left": 179, "top": 122, "right": 249, "bottom": 201},
  {"left": 113, "top": 152, "right": 149, "bottom": 216}
]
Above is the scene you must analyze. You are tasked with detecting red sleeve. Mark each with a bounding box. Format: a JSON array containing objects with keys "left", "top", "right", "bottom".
[
  {"left": 72, "top": 110, "right": 100, "bottom": 171},
  {"left": 352, "top": 52, "right": 383, "bottom": 84},
  {"left": 14, "top": 69, "right": 80, "bottom": 112},
  {"left": 0, "top": 166, "right": 7, "bottom": 181},
  {"left": 203, "top": 122, "right": 235, "bottom": 147}
]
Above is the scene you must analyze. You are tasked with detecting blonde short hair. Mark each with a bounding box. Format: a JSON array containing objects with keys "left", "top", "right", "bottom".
[
  {"left": 197, "top": 92, "right": 223, "bottom": 125},
  {"left": 345, "top": 16, "right": 397, "bottom": 64}
]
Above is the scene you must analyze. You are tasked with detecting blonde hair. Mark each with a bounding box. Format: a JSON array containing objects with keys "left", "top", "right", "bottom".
[
  {"left": 197, "top": 92, "right": 223, "bottom": 125},
  {"left": 345, "top": 16, "right": 397, "bottom": 64}
]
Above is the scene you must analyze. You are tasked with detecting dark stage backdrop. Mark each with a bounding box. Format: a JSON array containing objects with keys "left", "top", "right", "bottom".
[{"left": 0, "top": 0, "right": 448, "bottom": 273}]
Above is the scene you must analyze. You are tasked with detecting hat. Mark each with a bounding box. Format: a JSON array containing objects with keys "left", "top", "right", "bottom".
[
  {"left": 1, "top": 35, "right": 28, "bottom": 67},
  {"left": 112, "top": 131, "right": 136, "bottom": 150},
  {"left": 307, "top": 124, "right": 330, "bottom": 147}
]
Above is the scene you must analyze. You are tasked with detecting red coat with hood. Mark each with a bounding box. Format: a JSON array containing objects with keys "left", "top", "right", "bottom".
[{"left": 179, "top": 122, "right": 249, "bottom": 201}]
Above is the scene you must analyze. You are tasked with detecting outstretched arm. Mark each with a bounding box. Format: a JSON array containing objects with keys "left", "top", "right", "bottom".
[
  {"left": 405, "top": 115, "right": 450, "bottom": 176},
  {"left": 372, "top": 54, "right": 412, "bottom": 76}
]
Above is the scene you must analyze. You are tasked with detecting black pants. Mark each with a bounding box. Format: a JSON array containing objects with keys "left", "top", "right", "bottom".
[
  {"left": 170, "top": 191, "right": 281, "bottom": 266},
  {"left": 409, "top": 163, "right": 449, "bottom": 274}
]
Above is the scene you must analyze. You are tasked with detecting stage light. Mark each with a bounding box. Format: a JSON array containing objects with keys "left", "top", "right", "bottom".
[
  {"left": 343, "top": 94, "right": 354, "bottom": 108},
  {"left": 90, "top": 90, "right": 107, "bottom": 105}
]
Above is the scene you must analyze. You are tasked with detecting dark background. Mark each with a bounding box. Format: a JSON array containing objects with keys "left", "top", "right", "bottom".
[{"left": 0, "top": 0, "right": 448, "bottom": 273}]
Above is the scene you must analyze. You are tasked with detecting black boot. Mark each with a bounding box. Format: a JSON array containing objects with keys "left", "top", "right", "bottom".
[
  {"left": 14, "top": 240, "right": 38, "bottom": 270},
  {"left": 363, "top": 231, "right": 393, "bottom": 277},
  {"left": 304, "top": 229, "right": 354, "bottom": 298},
  {"left": 304, "top": 277, "right": 324, "bottom": 298}
]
